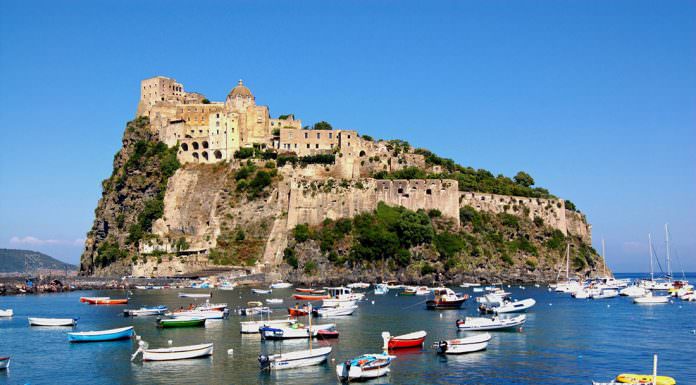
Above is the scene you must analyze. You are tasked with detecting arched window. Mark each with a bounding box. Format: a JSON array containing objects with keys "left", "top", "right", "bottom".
[
  {"left": 181, "top": 143, "right": 189, "bottom": 151},
  {"left": 214, "top": 150, "right": 222, "bottom": 159},
  {"left": 192, "top": 142, "right": 199, "bottom": 150},
  {"left": 202, "top": 151, "right": 209, "bottom": 161},
  {"left": 192, "top": 152, "right": 199, "bottom": 161},
  {"left": 202, "top": 141, "right": 209, "bottom": 149}
]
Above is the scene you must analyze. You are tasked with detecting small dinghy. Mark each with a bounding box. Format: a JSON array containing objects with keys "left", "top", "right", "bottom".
[
  {"left": 400, "top": 287, "right": 417, "bottom": 296},
  {"left": 288, "top": 305, "right": 311, "bottom": 317},
  {"left": 240, "top": 318, "right": 297, "bottom": 334},
  {"left": 336, "top": 352, "right": 395, "bottom": 382},
  {"left": 85, "top": 298, "right": 128, "bottom": 305},
  {"left": 252, "top": 289, "right": 272, "bottom": 295},
  {"left": 456, "top": 315, "right": 526, "bottom": 331},
  {"left": 259, "top": 346, "right": 332, "bottom": 370},
  {"left": 634, "top": 292, "right": 670, "bottom": 304},
  {"left": 132, "top": 341, "right": 214, "bottom": 361},
  {"left": 178, "top": 292, "right": 212, "bottom": 298},
  {"left": 157, "top": 317, "right": 206, "bottom": 328},
  {"left": 292, "top": 293, "right": 330, "bottom": 300},
  {"left": 0, "top": 356, "right": 9, "bottom": 370},
  {"left": 315, "top": 305, "right": 358, "bottom": 317},
  {"left": 269, "top": 281, "right": 293, "bottom": 289},
  {"left": 434, "top": 333, "right": 491, "bottom": 354},
  {"left": 124, "top": 306, "right": 167, "bottom": 317},
  {"left": 80, "top": 296, "right": 110, "bottom": 303},
  {"left": 170, "top": 310, "right": 228, "bottom": 320},
  {"left": 266, "top": 298, "right": 283, "bottom": 304},
  {"left": 317, "top": 329, "right": 339, "bottom": 339},
  {"left": 295, "top": 288, "right": 315, "bottom": 293},
  {"left": 260, "top": 323, "right": 336, "bottom": 340},
  {"left": 28, "top": 317, "right": 77, "bottom": 327},
  {"left": 382, "top": 330, "right": 427, "bottom": 350},
  {"left": 68, "top": 326, "right": 134, "bottom": 342},
  {"left": 0, "top": 309, "right": 13, "bottom": 317}
]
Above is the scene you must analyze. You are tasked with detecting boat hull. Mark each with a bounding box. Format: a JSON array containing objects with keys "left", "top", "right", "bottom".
[
  {"left": 178, "top": 293, "right": 212, "bottom": 298},
  {"left": 292, "top": 294, "right": 330, "bottom": 300},
  {"left": 260, "top": 324, "right": 335, "bottom": 340},
  {"left": 426, "top": 298, "right": 466, "bottom": 309},
  {"left": 240, "top": 319, "right": 295, "bottom": 334},
  {"left": 68, "top": 326, "right": 134, "bottom": 342},
  {"left": 259, "top": 346, "right": 332, "bottom": 370},
  {"left": 143, "top": 343, "right": 214, "bottom": 361},
  {"left": 0, "top": 309, "right": 13, "bottom": 317},
  {"left": 158, "top": 318, "right": 206, "bottom": 328},
  {"left": 435, "top": 333, "right": 491, "bottom": 354},
  {"left": 456, "top": 315, "right": 526, "bottom": 331},
  {"left": 335, "top": 355, "right": 392, "bottom": 381},
  {"left": 0, "top": 357, "right": 9, "bottom": 370},
  {"left": 28, "top": 317, "right": 76, "bottom": 327}
]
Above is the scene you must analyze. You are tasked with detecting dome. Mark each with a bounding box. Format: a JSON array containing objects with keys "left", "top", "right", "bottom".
[{"left": 228, "top": 79, "right": 253, "bottom": 98}]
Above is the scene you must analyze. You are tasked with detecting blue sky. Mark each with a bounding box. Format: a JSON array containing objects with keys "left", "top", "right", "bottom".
[{"left": 0, "top": 0, "right": 694, "bottom": 272}]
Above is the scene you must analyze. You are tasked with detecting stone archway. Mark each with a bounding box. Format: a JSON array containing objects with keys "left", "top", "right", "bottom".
[
  {"left": 181, "top": 143, "right": 189, "bottom": 151},
  {"left": 214, "top": 150, "right": 222, "bottom": 160},
  {"left": 202, "top": 151, "right": 209, "bottom": 161},
  {"left": 202, "top": 141, "right": 209, "bottom": 149},
  {"left": 192, "top": 142, "right": 200, "bottom": 150},
  {"left": 192, "top": 152, "right": 199, "bottom": 162}
]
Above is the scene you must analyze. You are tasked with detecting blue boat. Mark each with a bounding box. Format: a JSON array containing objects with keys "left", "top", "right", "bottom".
[{"left": 67, "top": 326, "right": 134, "bottom": 342}]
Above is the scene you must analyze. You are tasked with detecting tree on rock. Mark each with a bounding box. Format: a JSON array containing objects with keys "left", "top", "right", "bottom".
[{"left": 514, "top": 171, "right": 535, "bottom": 187}]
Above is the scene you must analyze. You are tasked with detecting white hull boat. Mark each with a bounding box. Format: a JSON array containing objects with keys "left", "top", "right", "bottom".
[
  {"left": 336, "top": 353, "right": 394, "bottom": 381},
  {"left": 456, "top": 315, "right": 526, "bottom": 331},
  {"left": 619, "top": 286, "right": 647, "bottom": 297},
  {"left": 459, "top": 283, "right": 481, "bottom": 288},
  {"left": 572, "top": 288, "right": 593, "bottom": 299},
  {"left": 240, "top": 318, "right": 297, "bottom": 334},
  {"left": 195, "top": 303, "right": 228, "bottom": 312},
  {"left": 434, "top": 333, "right": 491, "bottom": 354},
  {"left": 252, "top": 289, "right": 272, "bottom": 294},
  {"left": 260, "top": 323, "right": 335, "bottom": 340},
  {"left": 266, "top": 298, "right": 284, "bottom": 304},
  {"left": 124, "top": 306, "right": 167, "bottom": 317},
  {"left": 170, "top": 310, "right": 228, "bottom": 319},
  {"left": 316, "top": 305, "right": 357, "bottom": 317},
  {"left": 346, "top": 282, "right": 370, "bottom": 289},
  {"left": 591, "top": 289, "right": 619, "bottom": 299},
  {"left": 322, "top": 299, "right": 357, "bottom": 308},
  {"left": 134, "top": 342, "right": 214, "bottom": 361},
  {"left": 259, "top": 346, "right": 332, "bottom": 370},
  {"left": 0, "top": 357, "right": 9, "bottom": 370},
  {"left": 374, "top": 284, "right": 388, "bottom": 295},
  {"left": 415, "top": 287, "right": 431, "bottom": 296},
  {"left": 484, "top": 298, "right": 536, "bottom": 313},
  {"left": 0, "top": 309, "right": 13, "bottom": 317},
  {"left": 178, "top": 293, "right": 211, "bottom": 298},
  {"left": 269, "top": 281, "right": 292, "bottom": 289},
  {"left": 28, "top": 317, "right": 76, "bottom": 327},
  {"left": 634, "top": 293, "right": 670, "bottom": 304}
]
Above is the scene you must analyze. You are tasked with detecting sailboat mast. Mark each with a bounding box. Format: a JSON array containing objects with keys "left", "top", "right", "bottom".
[
  {"left": 566, "top": 243, "right": 570, "bottom": 280},
  {"left": 602, "top": 238, "right": 607, "bottom": 277},
  {"left": 664, "top": 223, "right": 671, "bottom": 280},
  {"left": 648, "top": 233, "right": 654, "bottom": 281}
]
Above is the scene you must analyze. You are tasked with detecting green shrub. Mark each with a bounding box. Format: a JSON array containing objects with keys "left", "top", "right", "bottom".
[
  {"left": 533, "top": 216, "right": 544, "bottom": 227},
  {"left": 304, "top": 260, "right": 318, "bottom": 274},
  {"left": 283, "top": 248, "right": 298, "bottom": 268},
  {"left": 427, "top": 209, "right": 442, "bottom": 218},
  {"left": 293, "top": 224, "right": 310, "bottom": 242},
  {"left": 421, "top": 263, "right": 435, "bottom": 275},
  {"left": 234, "top": 147, "right": 255, "bottom": 159}
]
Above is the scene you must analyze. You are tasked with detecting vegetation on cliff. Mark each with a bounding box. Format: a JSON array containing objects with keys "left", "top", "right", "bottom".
[{"left": 0, "top": 249, "right": 76, "bottom": 273}]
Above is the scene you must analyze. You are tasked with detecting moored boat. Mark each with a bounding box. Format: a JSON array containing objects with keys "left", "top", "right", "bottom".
[
  {"left": 456, "top": 315, "right": 526, "bottom": 331},
  {"left": 336, "top": 352, "right": 394, "bottom": 382},
  {"left": 266, "top": 298, "right": 283, "bottom": 304},
  {"left": 293, "top": 293, "right": 330, "bottom": 301},
  {"left": 157, "top": 317, "right": 206, "bottom": 328},
  {"left": 317, "top": 329, "right": 339, "bottom": 339},
  {"left": 634, "top": 292, "right": 670, "bottom": 304},
  {"left": 295, "top": 288, "right": 315, "bottom": 293},
  {"left": 143, "top": 342, "right": 213, "bottom": 361},
  {"left": 0, "top": 309, "right": 13, "bottom": 317},
  {"left": 28, "top": 317, "right": 77, "bottom": 327},
  {"left": 260, "top": 323, "right": 336, "bottom": 340},
  {"left": 252, "top": 288, "right": 272, "bottom": 294},
  {"left": 415, "top": 286, "right": 431, "bottom": 296},
  {"left": 315, "top": 305, "right": 358, "bottom": 317},
  {"left": 382, "top": 330, "right": 427, "bottom": 350},
  {"left": 68, "top": 326, "right": 134, "bottom": 342},
  {"left": 170, "top": 310, "right": 228, "bottom": 320},
  {"left": 269, "top": 281, "right": 292, "bottom": 289},
  {"left": 480, "top": 298, "right": 536, "bottom": 314},
  {"left": 426, "top": 288, "right": 469, "bottom": 310},
  {"left": 288, "top": 305, "right": 311, "bottom": 317},
  {"left": 400, "top": 286, "right": 417, "bottom": 296},
  {"left": 374, "top": 283, "right": 388, "bottom": 295},
  {"left": 85, "top": 298, "right": 128, "bottom": 305},
  {"left": 124, "top": 306, "right": 167, "bottom": 317},
  {"left": 178, "top": 292, "right": 212, "bottom": 298},
  {"left": 591, "top": 289, "right": 619, "bottom": 299},
  {"left": 434, "top": 333, "right": 491, "bottom": 354},
  {"left": 80, "top": 296, "right": 110, "bottom": 303},
  {"left": 0, "top": 356, "right": 9, "bottom": 370},
  {"left": 346, "top": 282, "right": 370, "bottom": 289},
  {"left": 240, "top": 318, "right": 297, "bottom": 334},
  {"left": 259, "top": 346, "right": 332, "bottom": 370}
]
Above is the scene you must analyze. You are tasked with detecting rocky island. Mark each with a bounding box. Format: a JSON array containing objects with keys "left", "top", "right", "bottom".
[{"left": 80, "top": 76, "right": 602, "bottom": 284}]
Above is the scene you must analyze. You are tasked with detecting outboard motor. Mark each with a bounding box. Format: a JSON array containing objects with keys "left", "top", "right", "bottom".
[
  {"left": 340, "top": 361, "right": 352, "bottom": 382},
  {"left": 258, "top": 354, "right": 270, "bottom": 369},
  {"left": 433, "top": 340, "right": 448, "bottom": 354}
]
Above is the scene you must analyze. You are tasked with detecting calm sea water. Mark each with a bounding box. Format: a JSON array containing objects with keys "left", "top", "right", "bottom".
[{"left": 1, "top": 273, "right": 695, "bottom": 385}]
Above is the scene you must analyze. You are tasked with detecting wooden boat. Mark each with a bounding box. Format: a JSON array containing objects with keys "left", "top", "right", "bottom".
[
  {"left": 240, "top": 318, "right": 297, "bottom": 334},
  {"left": 295, "top": 288, "right": 315, "bottom": 293},
  {"left": 28, "top": 317, "right": 77, "bottom": 327},
  {"left": 170, "top": 310, "right": 228, "bottom": 319},
  {"left": 0, "top": 356, "right": 9, "bottom": 370},
  {"left": 426, "top": 288, "right": 469, "bottom": 310},
  {"left": 157, "top": 317, "right": 206, "bottom": 328},
  {"left": 85, "top": 298, "right": 128, "bottom": 305},
  {"left": 317, "top": 329, "right": 339, "bottom": 339},
  {"left": 252, "top": 288, "right": 272, "bottom": 294},
  {"left": 288, "top": 306, "right": 310, "bottom": 317},
  {"left": 315, "top": 305, "right": 358, "bottom": 317},
  {"left": 68, "top": 326, "right": 134, "bottom": 342},
  {"left": 382, "top": 330, "right": 427, "bottom": 350},
  {"left": 293, "top": 293, "right": 330, "bottom": 300},
  {"left": 259, "top": 346, "right": 332, "bottom": 370},
  {"left": 434, "top": 333, "right": 491, "bottom": 354},
  {"left": 260, "top": 323, "right": 336, "bottom": 340},
  {"left": 0, "top": 309, "right": 13, "bottom": 317},
  {"left": 80, "top": 296, "right": 110, "bottom": 303},
  {"left": 456, "top": 315, "right": 526, "bottom": 331},
  {"left": 269, "top": 281, "right": 293, "bottom": 289},
  {"left": 178, "top": 292, "right": 212, "bottom": 298},
  {"left": 134, "top": 342, "right": 214, "bottom": 361},
  {"left": 124, "top": 306, "right": 167, "bottom": 317},
  {"left": 336, "top": 352, "right": 395, "bottom": 381}
]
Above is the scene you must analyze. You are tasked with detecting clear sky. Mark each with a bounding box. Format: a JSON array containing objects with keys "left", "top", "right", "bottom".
[{"left": 0, "top": 0, "right": 694, "bottom": 272}]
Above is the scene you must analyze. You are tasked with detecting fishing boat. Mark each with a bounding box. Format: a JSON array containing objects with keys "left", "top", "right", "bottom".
[
  {"left": 292, "top": 293, "right": 330, "bottom": 301},
  {"left": 157, "top": 316, "right": 206, "bottom": 328},
  {"left": 288, "top": 304, "right": 311, "bottom": 317},
  {"left": 124, "top": 306, "right": 168, "bottom": 317},
  {"left": 80, "top": 296, "right": 110, "bottom": 303},
  {"left": 266, "top": 298, "right": 284, "bottom": 304},
  {"left": 633, "top": 292, "right": 670, "bottom": 304},
  {"left": 0, "top": 357, "right": 9, "bottom": 370},
  {"left": 260, "top": 323, "right": 336, "bottom": 340},
  {"left": 269, "top": 281, "right": 292, "bottom": 289},
  {"left": 336, "top": 352, "right": 395, "bottom": 382},
  {"left": 259, "top": 346, "right": 332, "bottom": 370},
  {"left": 434, "top": 333, "right": 491, "bottom": 355},
  {"left": 170, "top": 310, "right": 228, "bottom": 319},
  {"left": 178, "top": 292, "right": 212, "bottom": 298},
  {"left": 400, "top": 286, "right": 417, "bottom": 296},
  {"left": 374, "top": 283, "right": 388, "bottom": 295},
  {"left": 0, "top": 309, "right": 13, "bottom": 317},
  {"left": 591, "top": 289, "right": 619, "bottom": 299},
  {"left": 240, "top": 318, "right": 297, "bottom": 334},
  {"left": 347, "top": 282, "right": 370, "bottom": 289},
  {"left": 68, "top": 326, "right": 134, "bottom": 342},
  {"left": 381, "top": 330, "right": 427, "bottom": 350},
  {"left": 322, "top": 287, "right": 365, "bottom": 307},
  {"left": 456, "top": 315, "right": 526, "bottom": 331},
  {"left": 252, "top": 288, "right": 272, "bottom": 295},
  {"left": 132, "top": 341, "right": 214, "bottom": 361},
  {"left": 426, "top": 288, "right": 469, "bottom": 310},
  {"left": 315, "top": 305, "right": 358, "bottom": 317},
  {"left": 480, "top": 298, "right": 536, "bottom": 314},
  {"left": 28, "top": 317, "right": 77, "bottom": 327},
  {"left": 85, "top": 298, "right": 129, "bottom": 305}
]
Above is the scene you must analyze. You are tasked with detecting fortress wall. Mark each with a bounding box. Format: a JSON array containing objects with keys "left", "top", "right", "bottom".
[{"left": 375, "top": 179, "right": 460, "bottom": 226}]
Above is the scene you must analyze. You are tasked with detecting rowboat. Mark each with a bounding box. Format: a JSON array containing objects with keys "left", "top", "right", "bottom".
[
  {"left": 634, "top": 292, "right": 670, "bottom": 304},
  {"left": 260, "top": 323, "right": 336, "bottom": 340},
  {"left": 266, "top": 298, "right": 283, "bottom": 304},
  {"left": 28, "top": 317, "right": 77, "bottom": 327},
  {"left": 0, "top": 309, "right": 13, "bottom": 317},
  {"left": 80, "top": 296, "right": 110, "bottom": 303},
  {"left": 317, "top": 329, "right": 339, "bottom": 339},
  {"left": 178, "top": 292, "right": 211, "bottom": 298},
  {"left": 124, "top": 306, "right": 168, "bottom": 317},
  {"left": 295, "top": 288, "right": 315, "bottom": 293},
  {"left": 68, "top": 326, "right": 134, "bottom": 342},
  {"left": 434, "top": 333, "right": 491, "bottom": 354},
  {"left": 170, "top": 310, "right": 228, "bottom": 319},
  {"left": 456, "top": 315, "right": 526, "bottom": 331},
  {"left": 426, "top": 288, "right": 469, "bottom": 310},
  {"left": 133, "top": 342, "right": 214, "bottom": 361},
  {"left": 259, "top": 346, "right": 332, "bottom": 370},
  {"left": 0, "top": 357, "right": 9, "bottom": 370},
  {"left": 315, "top": 305, "right": 358, "bottom": 317},
  {"left": 269, "top": 281, "right": 293, "bottom": 289},
  {"left": 336, "top": 352, "right": 395, "bottom": 382},
  {"left": 288, "top": 306, "right": 310, "bottom": 317},
  {"left": 85, "top": 298, "right": 128, "bottom": 305},
  {"left": 240, "top": 318, "right": 297, "bottom": 334},
  {"left": 293, "top": 293, "right": 330, "bottom": 300},
  {"left": 382, "top": 330, "right": 427, "bottom": 350},
  {"left": 157, "top": 317, "right": 206, "bottom": 328},
  {"left": 252, "top": 289, "right": 272, "bottom": 294}
]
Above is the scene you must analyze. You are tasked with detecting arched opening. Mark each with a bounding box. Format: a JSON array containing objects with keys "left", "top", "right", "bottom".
[
  {"left": 202, "top": 151, "right": 209, "bottom": 161},
  {"left": 202, "top": 141, "right": 209, "bottom": 149},
  {"left": 192, "top": 152, "right": 199, "bottom": 162},
  {"left": 192, "top": 142, "right": 199, "bottom": 150},
  {"left": 181, "top": 143, "right": 189, "bottom": 151},
  {"left": 214, "top": 150, "right": 222, "bottom": 160},
  {"left": 359, "top": 150, "right": 366, "bottom": 157}
]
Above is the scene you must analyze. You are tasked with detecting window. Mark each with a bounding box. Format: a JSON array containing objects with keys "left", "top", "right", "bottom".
[
  {"left": 398, "top": 188, "right": 404, "bottom": 194},
  {"left": 329, "top": 133, "right": 333, "bottom": 139},
  {"left": 306, "top": 144, "right": 310, "bottom": 148},
  {"left": 426, "top": 189, "right": 432, "bottom": 195},
  {"left": 347, "top": 134, "right": 351, "bottom": 138},
  {"left": 304, "top": 132, "right": 308, "bottom": 139},
  {"left": 294, "top": 144, "right": 297, "bottom": 148},
  {"left": 315, "top": 144, "right": 319, "bottom": 148},
  {"left": 317, "top": 133, "right": 320, "bottom": 139}
]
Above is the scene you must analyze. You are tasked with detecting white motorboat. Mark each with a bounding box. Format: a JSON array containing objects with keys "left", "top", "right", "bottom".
[
  {"left": 374, "top": 283, "right": 388, "bottom": 295},
  {"left": 480, "top": 298, "right": 536, "bottom": 314},
  {"left": 336, "top": 352, "right": 395, "bottom": 381},
  {"left": 132, "top": 341, "right": 214, "bottom": 361},
  {"left": 476, "top": 292, "right": 511, "bottom": 306},
  {"left": 346, "top": 282, "right": 370, "bottom": 289},
  {"left": 259, "top": 346, "right": 332, "bottom": 370},
  {"left": 619, "top": 285, "right": 647, "bottom": 298},
  {"left": 252, "top": 288, "right": 273, "bottom": 295},
  {"left": 260, "top": 323, "right": 336, "bottom": 340},
  {"left": 0, "top": 309, "right": 13, "bottom": 317},
  {"left": 269, "top": 281, "right": 292, "bottom": 289},
  {"left": 171, "top": 310, "right": 228, "bottom": 319},
  {"left": 680, "top": 291, "right": 696, "bottom": 301},
  {"left": 266, "top": 298, "right": 284, "bottom": 304},
  {"left": 591, "top": 289, "right": 619, "bottom": 299},
  {"left": 124, "top": 306, "right": 168, "bottom": 317},
  {"left": 415, "top": 286, "right": 431, "bottom": 296},
  {"left": 0, "top": 356, "right": 9, "bottom": 370},
  {"left": 634, "top": 292, "right": 670, "bottom": 304},
  {"left": 456, "top": 315, "right": 526, "bottom": 331},
  {"left": 434, "top": 333, "right": 491, "bottom": 354},
  {"left": 240, "top": 318, "right": 297, "bottom": 334},
  {"left": 322, "top": 287, "right": 364, "bottom": 307},
  {"left": 178, "top": 292, "right": 212, "bottom": 298},
  {"left": 195, "top": 302, "right": 228, "bottom": 311},
  {"left": 315, "top": 305, "right": 358, "bottom": 317},
  {"left": 459, "top": 282, "right": 481, "bottom": 288},
  {"left": 28, "top": 317, "right": 77, "bottom": 327},
  {"left": 572, "top": 288, "right": 595, "bottom": 299}
]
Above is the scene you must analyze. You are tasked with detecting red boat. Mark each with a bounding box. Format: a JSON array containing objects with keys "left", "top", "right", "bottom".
[
  {"left": 287, "top": 306, "right": 310, "bottom": 316},
  {"left": 295, "top": 288, "right": 315, "bottom": 293},
  {"left": 317, "top": 329, "right": 339, "bottom": 339},
  {"left": 382, "top": 330, "right": 427, "bottom": 349},
  {"left": 86, "top": 298, "right": 129, "bottom": 305},
  {"left": 292, "top": 294, "right": 330, "bottom": 300}
]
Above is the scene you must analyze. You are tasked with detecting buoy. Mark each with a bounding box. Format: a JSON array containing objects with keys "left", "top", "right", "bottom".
[
  {"left": 549, "top": 303, "right": 552, "bottom": 306},
  {"left": 227, "top": 348, "right": 234, "bottom": 355},
  {"left": 439, "top": 313, "right": 443, "bottom": 318},
  {"left": 607, "top": 304, "right": 610, "bottom": 308},
  {"left": 371, "top": 300, "right": 375, "bottom": 305},
  {"left": 168, "top": 340, "right": 173, "bottom": 346}
]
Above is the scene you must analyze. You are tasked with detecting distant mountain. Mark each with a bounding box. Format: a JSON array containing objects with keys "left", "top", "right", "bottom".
[{"left": 0, "top": 248, "right": 77, "bottom": 273}]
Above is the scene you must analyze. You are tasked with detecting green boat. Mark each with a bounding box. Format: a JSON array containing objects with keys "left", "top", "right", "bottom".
[{"left": 157, "top": 317, "right": 206, "bottom": 328}]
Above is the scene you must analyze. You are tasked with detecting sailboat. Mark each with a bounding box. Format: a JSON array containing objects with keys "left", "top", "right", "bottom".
[
  {"left": 639, "top": 226, "right": 688, "bottom": 291},
  {"left": 554, "top": 244, "right": 582, "bottom": 293}
]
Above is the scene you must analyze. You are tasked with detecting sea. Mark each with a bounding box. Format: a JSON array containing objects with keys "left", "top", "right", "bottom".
[{"left": 1, "top": 273, "right": 695, "bottom": 385}]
